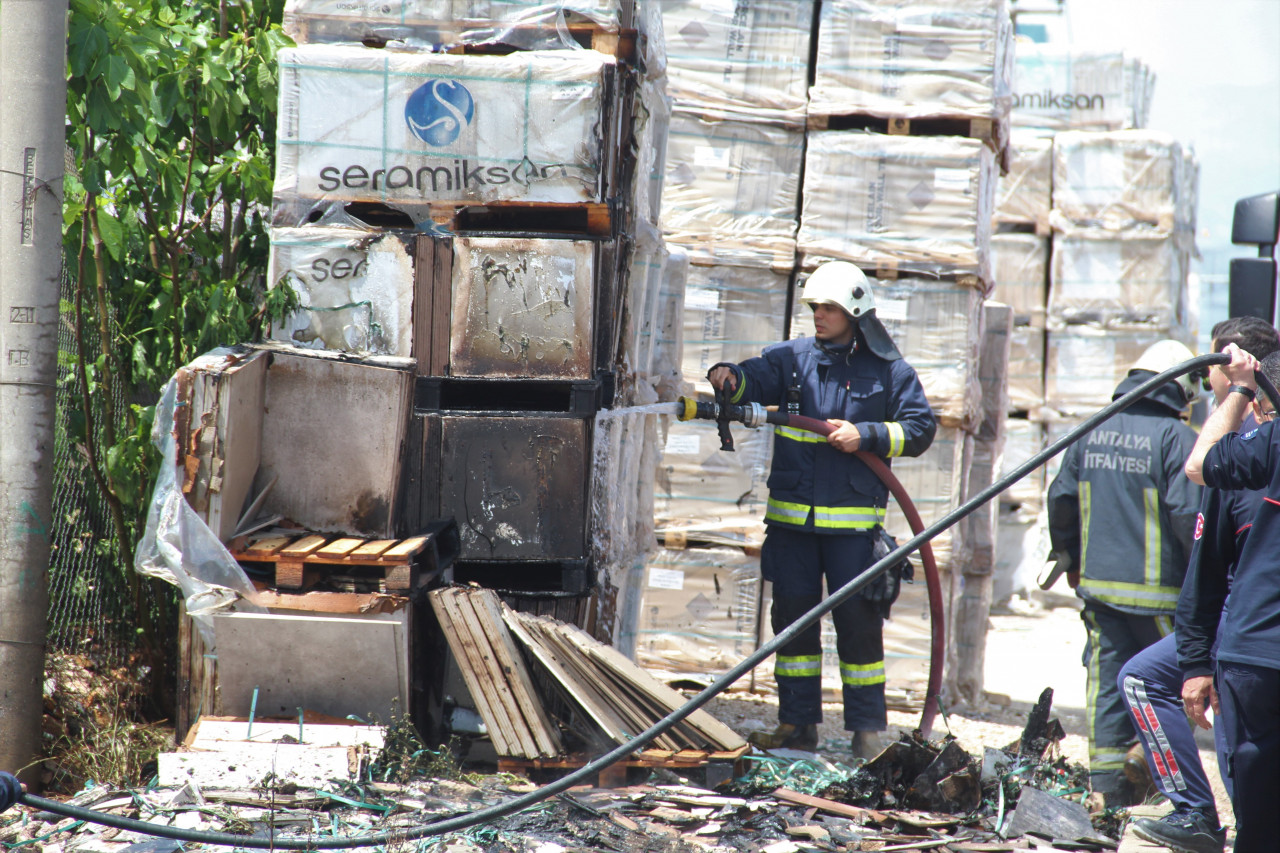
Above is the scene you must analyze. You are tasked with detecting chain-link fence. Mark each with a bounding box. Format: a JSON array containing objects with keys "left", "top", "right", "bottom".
[{"left": 46, "top": 267, "right": 173, "bottom": 675}]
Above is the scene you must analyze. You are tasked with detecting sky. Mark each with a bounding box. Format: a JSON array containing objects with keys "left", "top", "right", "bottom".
[{"left": 1024, "top": 0, "right": 1280, "bottom": 341}]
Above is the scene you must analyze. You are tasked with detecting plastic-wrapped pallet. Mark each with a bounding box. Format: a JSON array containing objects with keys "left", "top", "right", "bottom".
[
  {"left": 635, "top": 546, "right": 762, "bottom": 684},
  {"left": 268, "top": 226, "right": 417, "bottom": 357},
  {"left": 1049, "top": 230, "right": 1189, "bottom": 328},
  {"left": 991, "top": 232, "right": 1047, "bottom": 327},
  {"left": 634, "top": 78, "right": 673, "bottom": 230},
  {"left": 651, "top": 243, "right": 689, "bottom": 402},
  {"left": 1045, "top": 326, "right": 1177, "bottom": 416},
  {"left": 659, "top": 0, "right": 814, "bottom": 123},
  {"left": 678, "top": 251, "right": 792, "bottom": 395},
  {"left": 283, "top": 0, "right": 628, "bottom": 49},
  {"left": 799, "top": 132, "right": 996, "bottom": 286},
  {"left": 884, "top": 425, "right": 967, "bottom": 572},
  {"left": 654, "top": 415, "right": 771, "bottom": 548},
  {"left": 1011, "top": 45, "right": 1139, "bottom": 132},
  {"left": 273, "top": 46, "right": 619, "bottom": 222},
  {"left": 1007, "top": 325, "right": 1045, "bottom": 412},
  {"left": 791, "top": 274, "right": 983, "bottom": 429},
  {"left": 621, "top": 221, "right": 670, "bottom": 385},
  {"left": 994, "top": 132, "right": 1052, "bottom": 230},
  {"left": 809, "top": 0, "right": 1014, "bottom": 127},
  {"left": 660, "top": 110, "right": 804, "bottom": 244},
  {"left": 1050, "top": 130, "right": 1195, "bottom": 235},
  {"left": 592, "top": 407, "right": 660, "bottom": 566},
  {"left": 1000, "top": 416, "right": 1045, "bottom": 507}
]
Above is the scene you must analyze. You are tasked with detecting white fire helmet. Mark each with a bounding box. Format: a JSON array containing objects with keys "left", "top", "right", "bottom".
[
  {"left": 1130, "top": 339, "right": 1199, "bottom": 404},
  {"left": 799, "top": 261, "right": 876, "bottom": 318}
]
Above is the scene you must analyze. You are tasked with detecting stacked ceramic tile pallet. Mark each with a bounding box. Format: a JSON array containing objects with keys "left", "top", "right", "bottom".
[
  {"left": 265, "top": 0, "right": 673, "bottom": 629},
  {"left": 634, "top": 1, "right": 1015, "bottom": 710},
  {"left": 990, "top": 43, "right": 1196, "bottom": 603}
]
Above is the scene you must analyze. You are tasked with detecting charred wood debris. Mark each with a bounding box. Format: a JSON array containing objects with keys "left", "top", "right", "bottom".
[{"left": 7, "top": 687, "right": 1129, "bottom": 853}]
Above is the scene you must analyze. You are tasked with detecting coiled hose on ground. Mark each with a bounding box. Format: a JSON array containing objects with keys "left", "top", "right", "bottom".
[{"left": 17, "top": 353, "right": 1273, "bottom": 848}]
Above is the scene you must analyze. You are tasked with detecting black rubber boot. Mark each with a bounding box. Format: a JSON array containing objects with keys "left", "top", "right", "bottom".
[
  {"left": 850, "top": 731, "right": 882, "bottom": 760},
  {"left": 747, "top": 723, "right": 819, "bottom": 752},
  {"left": 1130, "top": 808, "right": 1226, "bottom": 853}
]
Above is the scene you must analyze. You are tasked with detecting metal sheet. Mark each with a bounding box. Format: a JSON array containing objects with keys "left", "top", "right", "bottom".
[
  {"left": 439, "top": 416, "right": 588, "bottom": 561},
  {"left": 449, "top": 237, "right": 595, "bottom": 379}
]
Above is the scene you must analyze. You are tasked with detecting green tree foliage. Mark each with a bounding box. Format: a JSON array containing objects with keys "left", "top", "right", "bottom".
[{"left": 62, "top": 0, "right": 294, "bottom": 634}]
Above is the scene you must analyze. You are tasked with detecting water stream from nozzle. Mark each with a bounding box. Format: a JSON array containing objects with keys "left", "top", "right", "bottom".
[{"left": 592, "top": 401, "right": 683, "bottom": 419}]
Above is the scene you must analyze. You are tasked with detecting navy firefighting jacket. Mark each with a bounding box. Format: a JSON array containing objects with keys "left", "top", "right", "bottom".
[
  {"left": 722, "top": 336, "right": 936, "bottom": 533},
  {"left": 1047, "top": 372, "right": 1201, "bottom": 615}
]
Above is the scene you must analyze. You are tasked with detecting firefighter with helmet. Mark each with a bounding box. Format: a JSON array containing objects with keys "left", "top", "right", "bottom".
[
  {"left": 1047, "top": 339, "right": 1203, "bottom": 806},
  {"left": 708, "top": 261, "right": 936, "bottom": 757}
]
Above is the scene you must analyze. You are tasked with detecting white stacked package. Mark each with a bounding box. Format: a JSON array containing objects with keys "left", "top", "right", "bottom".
[
  {"left": 592, "top": 408, "right": 660, "bottom": 567},
  {"left": 660, "top": 110, "right": 804, "bottom": 244},
  {"left": 884, "top": 425, "right": 967, "bottom": 571},
  {"left": 635, "top": 546, "right": 762, "bottom": 684},
  {"left": 268, "top": 226, "right": 417, "bottom": 357},
  {"left": 651, "top": 243, "right": 689, "bottom": 402},
  {"left": 658, "top": 0, "right": 814, "bottom": 123},
  {"left": 1051, "top": 131, "right": 1195, "bottom": 234},
  {"left": 654, "top": 415, "right": 772, "bottom": 548},
  {"left": 799, "top": 132, "right": 996, "bottom": 284},
  {"left": 1049, "top": 230, "right": 1189, "bottom": 329},
  {"left": 273, "top": 45, "right": 616, "bottom": 222},
  {"left": 999, "top": 416, "right": 1045, "bottom": 507},
  {"left": 678, "top": 251, "right": 791, "bottom": 395},
  {"left": 1012, "top": 45, "right": 1146, "bottom": 131},
  {"left": 1007, "top": 324, "right": 1045, "bottom": 412},
  {"left": 809, "top": 0, "right": 1014, "bottom": 125},
  {"left": 994, "top": 132, "right": 1052, "bottom": 228},
  {"left": 1045, "top": 325, "right": 1179, "bottom": 415},
  {"left": 991, "top": 232, "right": 1048, "bottom": 326},
  {"left": 283, "top": 0, "right": 626, "bottom": 48},
  {"left": 621, "top": 222, "right": 670, "bottom": 385},
  {"left": 634, "top": 78, "right": 673, "bottom": 230},
  {"left": 791, "top": 276, "right": 983, "bottom": 429}
]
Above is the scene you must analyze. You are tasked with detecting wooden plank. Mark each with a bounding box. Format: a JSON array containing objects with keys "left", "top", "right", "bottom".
[
  {"left": 252, "top": 589, "right": 408, "bottom": 615},
  {"left": 413, "top": 235, "right": 435, "bottom": 377},
  {"left": 315, "top": 538, "right": 364, "bottom": 558},
  {"left": 350, "top": 539, "right": 397, "bottom": 558},
  {"left": 384, "top": 565, "right": 412, "bottom": 591},
  {"left": 382, "top": 535, "right": 428, "bottom": 560},
  {"left": 429, "top": 590, "right": 517, "bottom": 757},
  {"left": 531, "top": 619, "right": 683, "bottom": 752},
  {"left": 275, "top": 560, "right": 308, "bottom": 590},
  {"left": 437, "top": 589, "right": 524, "bottom": 757},
  {"left": 430, "top": 236, "right": 453, "bottom": 376},
  {"left": 503, "top": 609, "right": 635, "bottom": 746},
  {"left": 772, "top": 788, "right": 883, "bottom": 823},
  {"left": 246, "top": 535, "right": 294, "bottom": 555},
  {"left": 279, "top": 535, "right": 328, "bottom": 558},
  {"left": 468, "top": 590, "right": 562, "bottom": 757},
  {"left": 450, "top": 591, "right": 541, "bottom": 759},
  {"left": 552, "top": 621, "right": 747, "bottom": 751}
]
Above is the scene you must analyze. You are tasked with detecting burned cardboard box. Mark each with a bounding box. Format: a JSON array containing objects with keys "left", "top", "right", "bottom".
[{"left": 799, "top": 132, "right": 996, "bottom": 284}]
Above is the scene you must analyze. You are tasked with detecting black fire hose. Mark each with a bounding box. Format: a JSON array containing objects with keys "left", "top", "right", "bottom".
[{"left": 17, "top": 353, "right": 1273, "bottom": 848}]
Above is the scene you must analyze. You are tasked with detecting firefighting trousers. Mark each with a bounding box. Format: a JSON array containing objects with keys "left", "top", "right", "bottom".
[
  {"left": 1082, "top": 601, "right": 1169, "bottom": 798},
  {"left": 1216, "top": 660, "right": 1280, "bottom": 851},
  {"left": 761, "top": 527, "right": 885, "bottom": 732},
  {"left": 1117, "top": 632, "right": 1230, "bottom": 818}
]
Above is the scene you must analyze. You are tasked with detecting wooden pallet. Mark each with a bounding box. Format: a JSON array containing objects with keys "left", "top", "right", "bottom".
[
  {"left": 497, "top": 745, "right": 749, "bottom": 788},
  {"left": 231, "top": 532, "right": 432, "bottom": 591},
  {"left": 444, "top": 24, "right": 638, "bottom": 63},
  {"left": 806, "top": 111, "right": 1000, "bottom": 147}
]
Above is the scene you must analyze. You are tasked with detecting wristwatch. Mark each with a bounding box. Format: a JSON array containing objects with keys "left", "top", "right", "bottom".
[{"left": 1228, "top": 384, "right": 1256, "bottom": 401}]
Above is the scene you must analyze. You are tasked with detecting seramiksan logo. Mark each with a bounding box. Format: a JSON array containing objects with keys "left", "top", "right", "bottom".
[{"left": 405, "top": 80, "right": 474, "bottom": 147}]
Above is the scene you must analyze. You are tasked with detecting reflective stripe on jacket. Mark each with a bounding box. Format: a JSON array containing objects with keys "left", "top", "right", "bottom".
[{"left": 731, "top": 336, "right": 936, "bottom": 533}]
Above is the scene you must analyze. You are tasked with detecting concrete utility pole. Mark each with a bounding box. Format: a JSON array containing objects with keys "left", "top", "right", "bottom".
[{"left": 0, "top": 0, "right": 70, "bottom": 782}]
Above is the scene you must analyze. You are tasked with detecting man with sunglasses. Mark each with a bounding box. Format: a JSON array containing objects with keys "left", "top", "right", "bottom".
[
  {"left": 1185, "top": 342, "right": 1280, "bottom": 851},
  {"left": 1120, "top": 318, "right": 1279, "bottom": 853}
]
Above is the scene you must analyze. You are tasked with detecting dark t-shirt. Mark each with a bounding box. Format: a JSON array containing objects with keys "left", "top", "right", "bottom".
[{"left": 1202, "top": 420, "right": 1280, "bottom": 670}]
